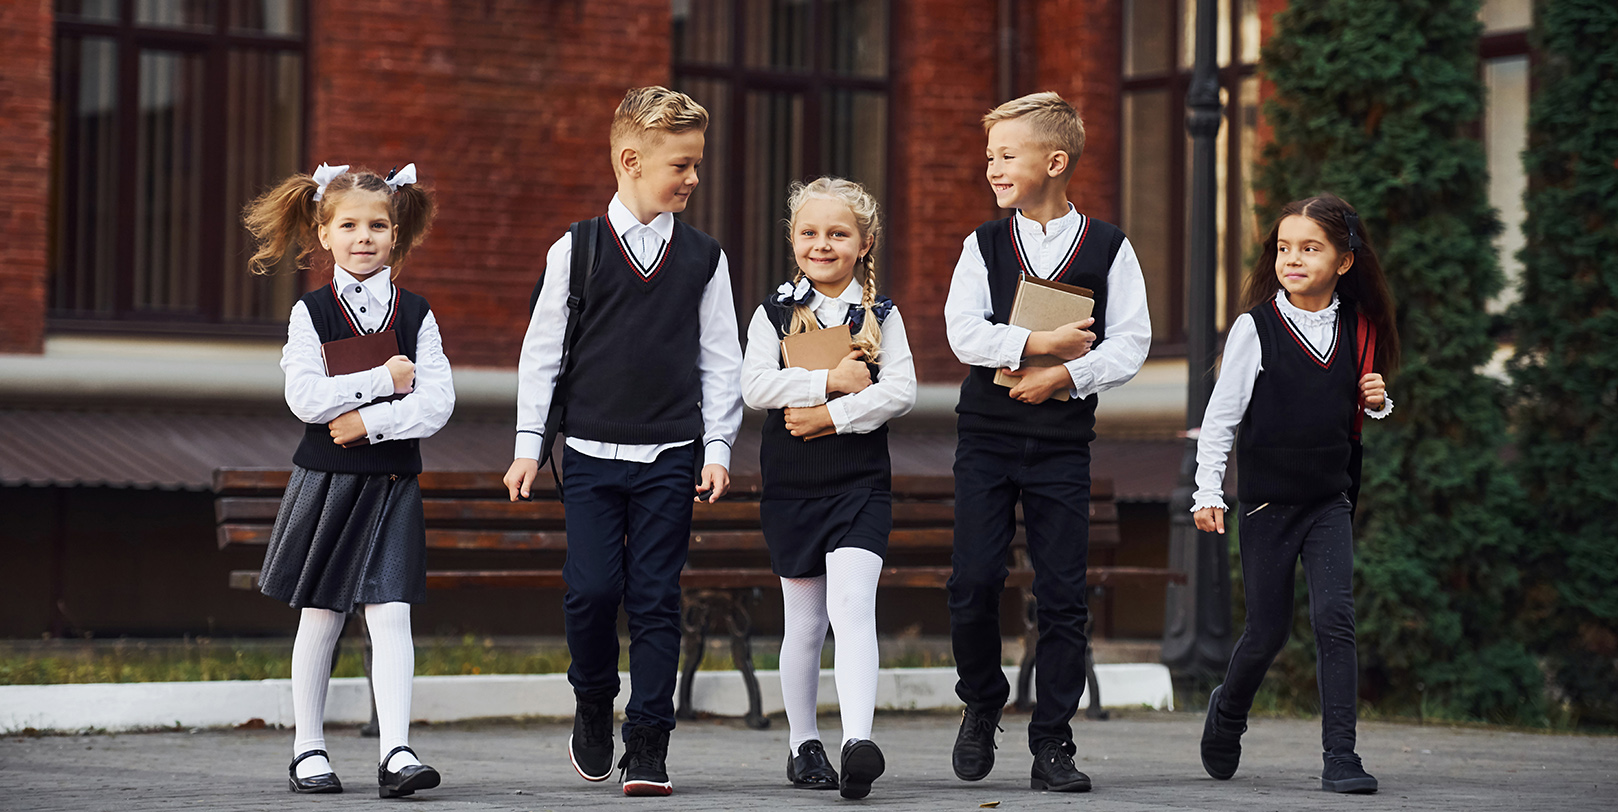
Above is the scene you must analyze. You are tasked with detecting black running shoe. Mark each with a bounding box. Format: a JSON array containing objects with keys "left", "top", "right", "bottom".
[
  {"left": 618, "top": 725, "right": 673, "bottom": 796},
  {"left": 1200, "top": 684, "right": 1246, "bottom": 780},
  {"left": 786, "top": 740, "right": 838, "bottom": 789},
  {"left": 569, "top": 695, "right": 615, "bottom": 782},
  {"left": 1030, "top": 741, "right": 1091, "bottom": 792},
  {"left": 952, "top": 706, "right": 1002, "bottom": 781},
  {"left": 1321, "top": 752, "right": 1378, "bottom": 794},
  {"left": 839, "top": 739, "right": 886, "bottom": 800}
]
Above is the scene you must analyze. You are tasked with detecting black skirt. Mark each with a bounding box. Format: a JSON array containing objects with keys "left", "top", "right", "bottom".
[
  {"left": 258, "top": 465, "right": 427, "bottom": 611},
  {"left": 760, "top": 488, "right": 892, "bottom": 579}
]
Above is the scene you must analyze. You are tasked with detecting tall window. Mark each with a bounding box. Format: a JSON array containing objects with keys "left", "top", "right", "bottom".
[
  {"left": 1480, "top": 0, "right": 1531, "bottom": 313},
  {"left": 672, "top": 0, "right": 891, "bottom": 316},
  {"left": 51, "top": 0, "right": 306, "bottom": 334},
  {"left": 1120, "top": 0, "right": 1261, "bottom": 350}
]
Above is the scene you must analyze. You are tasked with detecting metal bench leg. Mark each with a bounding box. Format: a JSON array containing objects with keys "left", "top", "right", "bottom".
[
  {"left": 1083, "top": 604, "right": 1109, "bottom": 720},
  {"left": 676, "top": 597, "right": 710, "bottom": 721},
  {"left": 727, "top": 588, "right": 769, "bottom": 730}
]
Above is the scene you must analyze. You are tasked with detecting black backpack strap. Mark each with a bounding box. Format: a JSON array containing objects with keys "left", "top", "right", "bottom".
[{"left": 533, "top": 217, "right": 601, "bottom": 498}]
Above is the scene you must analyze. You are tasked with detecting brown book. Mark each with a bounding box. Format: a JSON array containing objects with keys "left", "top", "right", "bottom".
[
  {"left": 320, "top": 329, "right": 404, "bottom": 447},
  {"left": 780, "top": 323, "right": 855, "bottom": 440},
  {"left": 992, "top": 276, "right": 1095, "bottom": 402}
]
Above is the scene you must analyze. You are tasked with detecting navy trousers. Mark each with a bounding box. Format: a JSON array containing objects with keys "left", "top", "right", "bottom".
[
  {"left": 948, "top": 430, "right": 1092, "bottom": 754},
  {"left": 561, "top": 443, "right": 696, "bottom": 738},
  {"left": 1219, "top": 494, "right": 1358, "bottom": 755}
]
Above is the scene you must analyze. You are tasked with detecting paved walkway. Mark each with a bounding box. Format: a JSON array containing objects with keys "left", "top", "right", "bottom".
[{"left": 1, "top": 710, "right": 1611, "bottom": 811}]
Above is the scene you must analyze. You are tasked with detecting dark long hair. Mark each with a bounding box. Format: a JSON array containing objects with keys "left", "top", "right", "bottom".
[{"left": 1243, "top": 193, "right": 1401, "bottom": 374}]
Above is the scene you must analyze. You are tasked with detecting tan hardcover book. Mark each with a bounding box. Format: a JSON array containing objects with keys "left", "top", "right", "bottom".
[
  {"left": 780, "top": 323, "right": 855, "bottom": 440},
  {"left": 320, "top": 329, "right": 404, "bottom": 447},
  {"left": 992, "top": 276, "right": 1096, "bottom": 402}
]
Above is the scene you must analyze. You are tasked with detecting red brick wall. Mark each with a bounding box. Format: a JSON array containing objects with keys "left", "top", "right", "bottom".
[
  {"left": 309, "top": 0, "right": 670, "bottom": 368},
  {"left": 0, "top": 0, "right": 51, "bottom": 355},
  {"left": 889, "top": 0, "right": 1001, "bottom": 383},
  {"left": 1029, "top": 0, "right": 1123, "bottom": 225}
]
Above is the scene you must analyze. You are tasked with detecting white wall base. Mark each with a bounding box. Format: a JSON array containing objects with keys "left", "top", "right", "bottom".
[{"left": 0, "top": 664, "right": 1172, "bottom": 733}]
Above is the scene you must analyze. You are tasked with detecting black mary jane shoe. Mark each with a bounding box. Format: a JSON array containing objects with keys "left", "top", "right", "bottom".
[
  {"left": 786, "top": 740, "right": 839, "bottom": 789},
  {"left": 839, "top": 739, "right": 886, "bottom": 800},
  {"left": 288, "top": 749, "right": 343, "bottom": 794},
  {"left": 377, "top": 745, "right": 441, "bottom": 799}
]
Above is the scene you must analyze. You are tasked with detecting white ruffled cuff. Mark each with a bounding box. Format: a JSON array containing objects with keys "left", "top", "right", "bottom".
[
  {"left": 1365, "top": 396, "right": 1394, "bottom": 419},
  {"left": 1191, "top": 490, "right": 1229, "bottom": 513}
]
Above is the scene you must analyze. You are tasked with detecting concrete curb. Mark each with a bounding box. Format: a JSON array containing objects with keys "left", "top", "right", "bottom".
[{"left": 0, "top": 664, "right": 1172, "bottom": 732}]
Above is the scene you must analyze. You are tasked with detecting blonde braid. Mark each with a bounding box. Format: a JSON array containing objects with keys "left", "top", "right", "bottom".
[
  {"left": 851, "top": 254, "right": 883, "bottom": 361},
  {"left": 786, "top": 268, "right": 818, "bottom": 337}
]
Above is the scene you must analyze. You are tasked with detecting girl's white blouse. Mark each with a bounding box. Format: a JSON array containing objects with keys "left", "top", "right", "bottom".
[
  {"left": 281, "top": 266, "right": 455, "bottom": 445},
  {"left": 1192, "top": 291, "right": 1391, "bottom": 511},
  {"left": 742, "top": 279, "right": 917, "bottom": 435}
]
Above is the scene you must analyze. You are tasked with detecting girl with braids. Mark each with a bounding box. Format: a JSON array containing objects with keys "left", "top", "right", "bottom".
[
  {"left": 1193, "top": 193, "right": 1400, "bottom": 794},
  {"left": 243, "top": 163, "right": 451, "bottom": 799},
  {"left": 741, "top": 176, "right": 916, "bottom": 799}
]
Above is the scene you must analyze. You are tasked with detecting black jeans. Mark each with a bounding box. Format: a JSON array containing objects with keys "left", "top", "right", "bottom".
[
  {"left": 561, "top": 443, "right": 696, "bottom": 737},
  {"left": 1219, "top": 493, "right": 1358, "bottom": 754},
  {"left": 948, "top": 430, "right": 1092, "bottom": 754}
]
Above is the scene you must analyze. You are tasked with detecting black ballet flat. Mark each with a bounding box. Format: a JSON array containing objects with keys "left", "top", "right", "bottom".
[
  {"left": 287, "top": 749, "right": 343, "bottom": 794},
  {"left": 786, "top": 740, "right": 839, "bottom": 789},
  {"left": 378, "top": 745, "right": 441, "bottom": 799}
]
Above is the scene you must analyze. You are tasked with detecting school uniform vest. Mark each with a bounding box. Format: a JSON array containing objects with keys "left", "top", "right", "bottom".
[
  {"left": 291, "top": 283, "right": 429, "bottom": 475},
  {"left": 561, "top": 217, "right": 723, "bottom": 445},
  {"left": 1236, "top": 300, "right": 1360, "bottom": 504},
  {"left": 758, "top": 299, "right": 893, "bottom": 500},
  {"left": 955, "top": 214, "right": 1125, "bottom": 442}
]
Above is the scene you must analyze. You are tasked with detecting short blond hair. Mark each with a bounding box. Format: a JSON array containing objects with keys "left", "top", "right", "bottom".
[
  {"left": 982, "top": 91, "right": 1085, "bottom": 162},
  {"left": 610, "top": 86, "right": 709, "bottom": 156}
]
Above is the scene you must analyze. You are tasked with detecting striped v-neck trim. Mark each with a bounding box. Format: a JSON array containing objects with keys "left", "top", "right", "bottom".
[
  {"left": 1009, "top": 214, "right": 1089, "bottom": 280},
  {"left": 1272, "top": 299, "right": 1339, "bottom": 369},
  {"left": 608, "top": 223, "right": 673, "bottom": 281},
  {"left": 329, "top": 281, "right": 399, "bottom": 337}
]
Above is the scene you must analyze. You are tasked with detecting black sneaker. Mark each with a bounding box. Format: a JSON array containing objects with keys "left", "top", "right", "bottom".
[
  {"left": 618, "top": 725, "right": 673, "bottom": 796},
  {"left": 1200, "top": 684, "right": 1246, "bottom": 780},
  {"left": 952, "top": 705, "right": 1002, "bottom": 781},
  {"left": 1030, "top": 741, "right": 1091, "bottom": 792},
  {"left": 786, "top": 740, "right": 838, "bottom": 789},
  {"left": 569, "top": 695, "right": 614, "bottom": 782},
  {"left": 839, "top": 739, "right": 886, "bottom": 800},
  {"left": 1321, "top": 752, "right": 1378, "bottom": 794}
]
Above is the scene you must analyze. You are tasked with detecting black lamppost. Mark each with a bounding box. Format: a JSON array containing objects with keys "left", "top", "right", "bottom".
[{"left": 1162, "top": 0, "right": 1233, "bottom": 675}]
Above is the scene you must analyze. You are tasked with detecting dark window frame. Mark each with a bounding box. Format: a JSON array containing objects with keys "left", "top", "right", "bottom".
[
  {"left": 672, "top": 0, "right": 895, "bottom": 318},
  {"left": 50, "top": 1, "right": 309, "bottom": 338}
]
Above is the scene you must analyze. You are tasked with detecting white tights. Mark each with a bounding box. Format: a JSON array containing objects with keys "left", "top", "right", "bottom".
[
  {"left": 289, "top": 602, "right": 420, "bottom": 777},
  {"left": 777, "top": 547, "right": 884, "bottom": 755}
]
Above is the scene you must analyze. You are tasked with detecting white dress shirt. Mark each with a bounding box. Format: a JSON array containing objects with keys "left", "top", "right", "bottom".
[
  {"left": 1192, "top": 290, "right": 1394, "bottom": 511},
  {"left": 741, "top": 280, "right": 918, "bottom": 433},
  {"left": 282, "top": 266, "right": 456, "bottom": 444},
  {"left": 943, "top": 204, "right": 1152, "bottom": 398},
  {"left": 514, "top": 194, "right": 744, "bottom": 468}
]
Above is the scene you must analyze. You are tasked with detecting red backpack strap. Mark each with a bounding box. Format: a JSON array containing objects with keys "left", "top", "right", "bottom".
[{"left": 1353, "top": 313, "right": 1377, "bottom": 440}]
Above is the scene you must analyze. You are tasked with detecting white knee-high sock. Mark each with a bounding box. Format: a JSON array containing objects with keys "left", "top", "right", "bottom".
[
  {"left": 364, "top": 602, "right": 420, "bottom": 771},
  {"left": 825, "top": 547, "right": 883, "bottom": 746},
  {"left": 291, "top": 608, "right": 346, "bottom": 778},
  {"left": 778, "top": 574, "right": 829, "bottom": 755}
]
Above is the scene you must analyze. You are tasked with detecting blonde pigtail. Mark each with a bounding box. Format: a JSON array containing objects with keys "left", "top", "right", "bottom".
[
  {"left": 852, "top": 257, "right": 883, "bottom": 361},
  {"left": 243, "top": 174, "right": 321, "bottom": 275}
]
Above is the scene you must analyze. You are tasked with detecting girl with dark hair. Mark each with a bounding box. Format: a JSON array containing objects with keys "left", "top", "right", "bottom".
[
  {"left": 243, "top": 163, "right": 450, "bottom": 799},
  {"left": 1192, "top": 193, "right": 1398, "bottom": 794}
]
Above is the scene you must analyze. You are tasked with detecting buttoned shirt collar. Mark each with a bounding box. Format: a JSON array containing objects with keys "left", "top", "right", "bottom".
[
  {"left": 333, "top": 265, "right": 393, "bottom": 304},
  {"left": 608, "top": 194, "right": 675, "bottom": 243},
  {"left": 1014, "top": 202, "right": 1080, "bottom": 238},
  {"left": 808, "top": 279, "right": 863, "bottom": 324}
]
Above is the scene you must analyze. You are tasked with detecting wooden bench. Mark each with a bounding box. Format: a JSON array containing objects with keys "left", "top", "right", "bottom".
[{"left": 216, "top": 468, "right": 1182, "bottom": 729}]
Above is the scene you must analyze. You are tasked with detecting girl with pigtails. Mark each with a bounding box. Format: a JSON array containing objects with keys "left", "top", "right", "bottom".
[
  {"left": 243, "top": 163, "right": 452, "bottom": 799},
  {"left": 741, "top": 177, "right": 917, "bottom": 800}
]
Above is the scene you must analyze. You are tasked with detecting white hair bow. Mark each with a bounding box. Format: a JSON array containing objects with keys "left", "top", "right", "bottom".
[
  {"left": 384, "top": 163, "right": 418, "bottom": 193},
  {"left": 311, "top": 163, "right": 348, "bottom": 201}
]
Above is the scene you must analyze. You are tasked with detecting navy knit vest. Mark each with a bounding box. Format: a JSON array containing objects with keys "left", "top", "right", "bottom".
[
  {"left": 955, "top": 214, "right": 1125, "bottom": 441},
  {"left": 758, "top": 299, "right": 892, "bottom": 500},
  {"left": 1235, "top": 299, "right": 1359, "bottom": 504},
  {"left": 291, "top": 282, "right": 429, "bottom": 475},
  {"left": 561, "top": 217, "right": 722, "bottom": 445}
]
